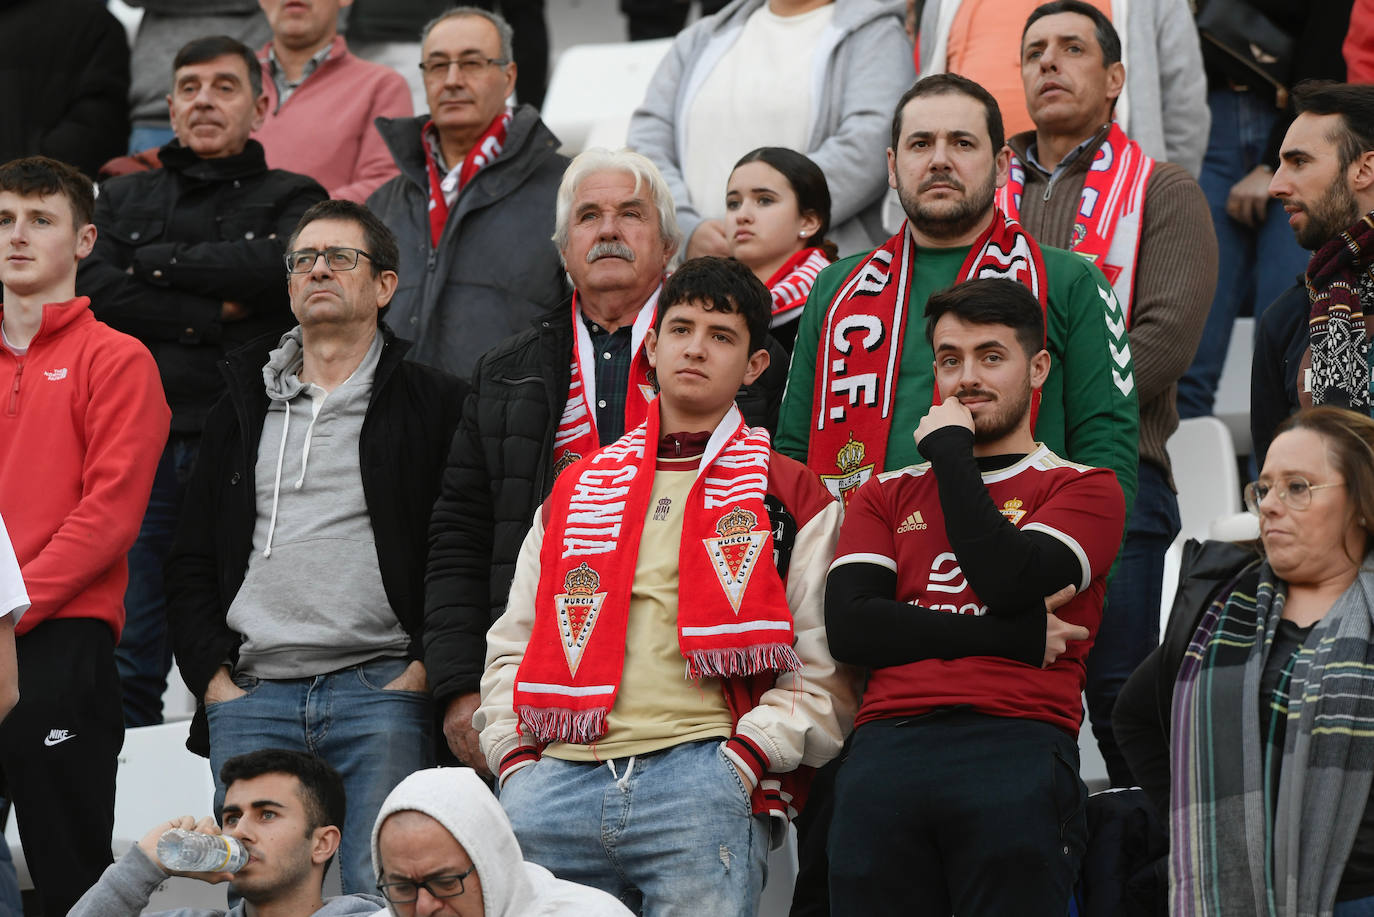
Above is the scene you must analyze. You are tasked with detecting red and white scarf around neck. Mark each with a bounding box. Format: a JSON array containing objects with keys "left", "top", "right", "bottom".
[
  {"left": 997, "top": 123, "right": 1153, "bottom": 325},
  {"left": 551, "top": 288, "right": 660, "bottom": 479},
  {"left": 515, "top": 404, "right": 800, "bottom": 745},
  {"left": 766, "top": 247, "right": 833, "bottom": 329},
  {"left": 421, "top": 108, "right": 513, "bottom": 247},
  {"left": 808, "top": 212, "right": 1048, "bottom": 504}
]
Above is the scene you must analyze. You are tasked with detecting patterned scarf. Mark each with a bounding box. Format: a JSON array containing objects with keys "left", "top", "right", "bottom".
[
  {"left": 997, "top": 122, "right": 1153, "bottom": 325},
  {"left": 765, "top": 247, "right": 832, "bottom": 329},
  {"left": 420, "top": 108, "right": 513, "bottom": 247},
  {"left": 1170, "top": 559, "right": 1374, "bottom": 916},
  {"left": 551, "top": 290, "right": 660, "bottom": 479},
  {"left": 515, "top": 404, "right": 800, "bottom": 745},
  {"left": 806, "top": 214, "right": 1047, "bottom": 504},
  {"left": 1305, "top": 212, "right": 1374, "bottom": 411}
]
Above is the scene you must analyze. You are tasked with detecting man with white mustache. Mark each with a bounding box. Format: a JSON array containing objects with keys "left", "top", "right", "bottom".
[{"left": 422, "top": 148, "right": 788, "bottom": 775}]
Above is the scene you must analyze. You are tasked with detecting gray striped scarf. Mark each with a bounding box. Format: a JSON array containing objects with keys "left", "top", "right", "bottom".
[{"left": 1170, "top": 559, "right": 1374, "bottom": 916}]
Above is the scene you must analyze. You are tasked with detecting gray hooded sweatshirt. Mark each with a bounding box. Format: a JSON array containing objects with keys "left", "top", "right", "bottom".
[
  {"left": 226, "top": 327, "right": 409, "bottom": 679},
  {"left": 370, "top": 768, "right": 634, "bottom": 917},
  {"left": 68, "top": 844, "right": 384, "bottom": 917}
]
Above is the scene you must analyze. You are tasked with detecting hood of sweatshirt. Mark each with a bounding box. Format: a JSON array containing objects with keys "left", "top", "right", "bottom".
[{"left": 371, "top": 768, "right": 536, "bottom": 917}]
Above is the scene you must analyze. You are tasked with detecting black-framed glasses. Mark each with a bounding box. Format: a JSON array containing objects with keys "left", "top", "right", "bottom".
[
  {"left": 376, "top": 865, "right": 476, "bottom": 903},
  {"left": 284, "top": 247, "right": 375, "bottom": 274},
  {"left": 419, "top": 56, "right": 510, "bottom": 78},
  {"left": 1244, "top": 475, "right": 1345, "bottom": 514}
]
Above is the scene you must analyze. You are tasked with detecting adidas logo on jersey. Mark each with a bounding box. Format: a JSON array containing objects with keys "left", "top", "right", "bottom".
[{"left": 896, "top": 511, "right": 927, "bottom": 533}]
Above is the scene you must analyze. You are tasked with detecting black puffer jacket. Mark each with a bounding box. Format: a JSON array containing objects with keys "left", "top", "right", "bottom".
[
  {"left": 423, "top": 299, "right": 789, "bottom": 704},
  {"left": 77, "top": 140, "right": 327, "bottom": 432},
  {"left": 167, "top": 324, "right": 467, "bottom": 756}
]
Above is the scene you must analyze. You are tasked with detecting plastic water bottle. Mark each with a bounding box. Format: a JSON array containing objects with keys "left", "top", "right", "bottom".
[{"left": 156, "top": 828, "right": 249, "bottom": 873}]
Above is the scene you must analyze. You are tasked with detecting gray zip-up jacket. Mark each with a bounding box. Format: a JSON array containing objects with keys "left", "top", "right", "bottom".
[
  {"left": 627, "top": 0, "right": 914, "bottom": 257},
  {"left": 366, "top": 107, "right": 570, "bottom": 381},
  {"left": 68, "top": 845, "right": 385, "bottom": 917}
]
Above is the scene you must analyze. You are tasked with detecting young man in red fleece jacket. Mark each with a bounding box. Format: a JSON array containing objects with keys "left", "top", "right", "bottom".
[{"left": 0, "top": 155, "right": 169, "bottom": 917}]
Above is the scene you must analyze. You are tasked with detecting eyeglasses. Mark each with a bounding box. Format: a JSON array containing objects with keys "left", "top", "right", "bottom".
[
  {"left": 420, "top": 56, "right": 510, "bottom": 78},
  {"left": 376, "top": 865, "right": 475, "bottom": 904},
  {"left": 1244, "top": 475, "right": 1346, "bottom": 513},
  {"left": 284, "top": 247, "right": 376, "bottom": 274}
]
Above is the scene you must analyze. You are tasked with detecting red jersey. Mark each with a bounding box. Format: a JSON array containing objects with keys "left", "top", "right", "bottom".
[{"left": 833, "top": 444, "right": 1124, "bottom": 734}]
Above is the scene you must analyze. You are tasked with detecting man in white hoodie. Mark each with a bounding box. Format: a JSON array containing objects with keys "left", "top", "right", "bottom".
[{"left": 371, "top": 767, "right": 631, "bottom": 916}]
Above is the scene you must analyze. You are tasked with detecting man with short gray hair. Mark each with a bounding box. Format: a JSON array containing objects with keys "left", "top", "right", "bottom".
[
  {"left": 367, "top": 5, "right": 567, "bottom": 380},
  {"left": 423, "top": 148, "right": 787, "bottom": 776}
]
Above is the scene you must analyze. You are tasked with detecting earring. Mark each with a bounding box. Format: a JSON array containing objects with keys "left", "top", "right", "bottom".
[{"left": 799, "top": 231, "right": 807, "bottom": 238}]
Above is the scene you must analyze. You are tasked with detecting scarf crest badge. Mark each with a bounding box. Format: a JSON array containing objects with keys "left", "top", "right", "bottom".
[
  {"left": 705, "top": 506, "right": 769, "bottom": 613},
  {"left": 555, "top": 562, "right": 605, "bottom": 677}
]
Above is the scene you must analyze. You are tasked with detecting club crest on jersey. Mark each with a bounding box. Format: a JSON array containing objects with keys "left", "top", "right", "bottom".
[
  {"left": 704, "top": 506, "right": 768, "bottom": 614},
  {"left": 1000, "top": 497, "right": 1027, "bottom": 526},
  {"left": 555, "top": 562, "right": 605, "bottom": 676},
  {"left": 819, "top": 434, "right": 875, "bottom": 507},
  {"left": 552, "top": 449, "right": 581, "bottom": 480}
]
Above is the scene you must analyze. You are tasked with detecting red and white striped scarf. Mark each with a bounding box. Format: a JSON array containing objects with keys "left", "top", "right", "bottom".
[
  {"left": 515, "top": 404, "right": 800, "bottom": 745},
  {"left": 420, "top": 108, "right": 513, "bottom": 247},
  {"left": 551, "top": 289, "right": 660, "bottom": 479},
  {"left": 997, "top": 122, "right": 1153, "bottom": 324},
  {"left": 765, "top": 247, "right": 832, "bottom": 329},
  {"left": 807, "top": 212, "right": 1048, "bottom": 503}
]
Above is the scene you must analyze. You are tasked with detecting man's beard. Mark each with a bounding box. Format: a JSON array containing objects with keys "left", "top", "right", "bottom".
[
  {"left": 1294, "top": 173, "right": 1363, "bottom": 250},
  {"left": 898, "top": 166, "right": 999, "bottom": 241},
  {"left": 960, "top": 376, "right": 1033, "bottom": 445}
]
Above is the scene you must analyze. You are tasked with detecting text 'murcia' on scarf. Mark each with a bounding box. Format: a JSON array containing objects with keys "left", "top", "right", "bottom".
[
  {"left": 807, "top": 210, "right": 1048, "bottom": 505},
  {"left": 515, "top": 404, "right": 800, "bottom": 745},
  {"left": 997, "top": 122, "right": 1153, "bottom": 325},
  {"left": 766, "top": 247, "right": 833, "bottom": 329},
  {"left": 1170, "top": 559, "right": 1374, "bottom": 916},
  {"left": 551, "top": 289, "right": 660, "bottom": 479},
  {"left": 420, "top": 108, "right": 513, "bottom": 246},
  {"left": 1304, "top": 211, "right": 1374, "bottom": 412}
]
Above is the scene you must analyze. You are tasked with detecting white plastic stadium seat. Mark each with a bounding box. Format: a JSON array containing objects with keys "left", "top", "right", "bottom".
[
  {"left": 1214, "top": 316, "right": 1255, "bottom": 457},
  {"left": 541, "top": 39, "right": 674, "bottom": 155}
]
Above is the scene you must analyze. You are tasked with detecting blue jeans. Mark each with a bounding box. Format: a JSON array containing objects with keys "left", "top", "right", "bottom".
[
  {"left": 1177, "top": 87, "right": 1312, "bottom": 418},
  {"left": 205, "top": 657, "right": 434, "bottom": 895},
  {"left": 1086, "top": 461, "right": 1181, "bottom": 787},
  {"left": 128, "top": 125, "right": 175, "bottom": 154},
  {"left": 501, "top": 740, "right": 770, "bottom": 915},
  {"left": 118, "top": 434, "right": 198, "bottom": 727},
  {"left": 1338, "top": 897, "right": 1374, "bottom": 916}
]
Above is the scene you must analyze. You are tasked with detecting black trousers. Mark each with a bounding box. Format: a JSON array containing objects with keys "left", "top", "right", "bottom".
[
  {"left": 828, "top": 711, "right": 1087, "bottom": 917},
  {"left": 619, "top": 0, "right": 730, "bottom": 41},
  {"left": 0, "top": 619, "right": 123, "bottom": 917}
]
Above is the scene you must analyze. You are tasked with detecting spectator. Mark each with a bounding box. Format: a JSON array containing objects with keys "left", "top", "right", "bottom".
[
  {"left": 1251, "top": 82, "right": 1374, "bottom": 466},
  {"left": 78, "top": 35, "right": 327, "bottom": 729},
  {"left": 725, "top": 146, "right": 836, "bottom": 353},
  {"left": 475, "top": 256, "right": 856, "bottom": 914},
  {"left": 0, "top": 0, "right": 129, "bottom": 178},
  {"left": 372, "top": 767, "right": 633, "bottom": 916},
  {"left": 628, "top": 0, "right": 914, "bottom": 260},
  {"left": 467, "top": 0, "right": 550, "bottom": 110},
  {"left": 1176, "top": 1, "right": 1353, "bottom": 420},
  {"left": 367, "top": 7, "right": 568, "bottom": 380},
  {"left": 999, "top": 0, "right": 1216, "bottom": 787},
  {"left": 123, "top": 0, "right": 270, "bottom": 152},
  {"left": 0, "top": 515, "right": 25, "bottom": 722},
  {"left": 423, "top": 149, "right": 787, "bottom": 775},
  {"left": 1349, "top": 0, "right": 1374, "bottom": 82},
  {"left": 345, "top": 0, "right": 449, "bottom": 114},
  {"left": 777, "top": 73, "right": 1139, "bottom": 515},
  {"left": 0, "top": 155, "right": 169, "bottom": 917},
  {"left": 253, "top": 0, "right": 413, "bottom": 203},
  {"left": 623, "top": 0, "right": 729, "bottom": 40},
  {"left": 916, "top": 0, "right": 1208, "bottom": 176},
  {"left": 69, "top": 749, "right": 385, "bottom": 917},
  {"left": 166, "top": 199, "right": 465, "bottom": 895},
  {"left": 826, "top": 278, "right": 1125, "bottom": 915}
]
